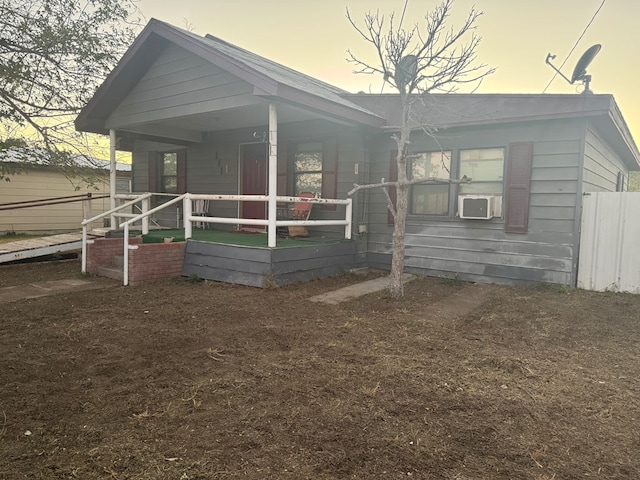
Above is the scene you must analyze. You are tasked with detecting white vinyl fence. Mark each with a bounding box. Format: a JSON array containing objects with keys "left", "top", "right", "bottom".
[{"left": 578, "top": 192, "right": 640, "bottom": 293}]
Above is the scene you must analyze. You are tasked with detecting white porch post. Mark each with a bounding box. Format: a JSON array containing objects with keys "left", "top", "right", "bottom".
[
  {"left": 183, "top": 194, "right": 193, "bottom": 240},
  {"left": 141, "top": 197, "right": 150, "bottom": 235},
  {"left": 109, "top": 129, "right": 117, "bottom": 229},
  {"left": 267, "top": 103, "right": 278, "bottom": 248}
]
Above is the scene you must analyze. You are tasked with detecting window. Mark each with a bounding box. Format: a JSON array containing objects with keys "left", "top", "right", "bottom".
[
  {"left": 458, "top": 148, "right": 505, "bottom": 195},
  {"left": 161, "top": 152, "right": 178, "bottom": 193},
  {"left": 294, "top": 143, "right": 323, "bottom": 195},
  {"left": 410, "top": 151, "right": 452, "bottom": 215},
  {"left": 148, "top": 150, "right": 185, "bottom": 195}
]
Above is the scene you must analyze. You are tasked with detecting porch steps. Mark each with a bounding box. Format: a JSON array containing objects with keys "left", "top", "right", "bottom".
[{"left": 96, "top": 255, "right": 124, "bottom": 282}]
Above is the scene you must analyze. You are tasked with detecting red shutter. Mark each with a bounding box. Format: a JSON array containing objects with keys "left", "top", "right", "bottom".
[
  {"left": 505, "top": 142, "right": 533, "bottom": 233},
  {"left": 177, "top": 150, "right": 187, "bottom": 194},
  {"left": 148, "top": 152, "right": 158, "bottom": 193},
  {"left": 321, "top": 137, "right": 338, "bottom": 211},
  {"left": 388, "top": 150, "right": 398, "bottom": 224}
]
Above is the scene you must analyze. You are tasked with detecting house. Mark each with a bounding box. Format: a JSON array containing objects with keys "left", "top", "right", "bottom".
[
  {"left": 0, "top": 153, "right": 131, "bottom": 234},
  {"left": 75, "top": 19, "right": 640, "bottom": 287}
]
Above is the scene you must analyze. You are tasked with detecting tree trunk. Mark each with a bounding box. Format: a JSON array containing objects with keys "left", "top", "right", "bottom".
[
  {"left": 389, "top": 179, "right": 409, "bottom": 297},
  {"left": 388, "top": 92, "right": 412, "bottom": 298}
]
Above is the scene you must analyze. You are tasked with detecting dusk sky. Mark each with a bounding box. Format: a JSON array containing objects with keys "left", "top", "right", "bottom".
[{"left": 137, "top": 0, "right": 640, "bottom": 142}]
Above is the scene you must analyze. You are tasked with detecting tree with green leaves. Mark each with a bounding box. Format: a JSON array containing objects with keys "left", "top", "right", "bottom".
[
  {"left": 0, "top": 0, "right": 141, "bottom": 181},
  {"left": 347, "top": 0, "right": 494, "bottom": 297}
]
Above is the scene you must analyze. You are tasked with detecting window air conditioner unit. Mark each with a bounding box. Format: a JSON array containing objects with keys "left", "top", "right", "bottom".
[{"left": 458, "top": 195, "right": 501, "bottom": 220}]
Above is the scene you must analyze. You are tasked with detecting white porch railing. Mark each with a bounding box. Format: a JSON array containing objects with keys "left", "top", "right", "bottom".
[
  {"left": 81, "top": 193, "right": 353, "bottom": 286},
  {"left": 182, "top": 194, "right": 352, "bottom": 240}
]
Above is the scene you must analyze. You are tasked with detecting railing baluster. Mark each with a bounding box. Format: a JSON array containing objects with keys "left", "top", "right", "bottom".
[
  {"left": 184, "top": 194, "right": 192, "bottom": 239},
  {"left": 123, "top": 223, "right": 129, "bottom": 286},
  {"left": 81, "top": 226, "right": 87, "bottom": 274},
  {"left": 142, "top": 197, "right": 150, "bottom": 235}
]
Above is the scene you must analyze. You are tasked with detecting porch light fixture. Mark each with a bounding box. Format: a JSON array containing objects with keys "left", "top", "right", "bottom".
[{"left": 253, "top": 131, "right": 267, "bottom": 142}]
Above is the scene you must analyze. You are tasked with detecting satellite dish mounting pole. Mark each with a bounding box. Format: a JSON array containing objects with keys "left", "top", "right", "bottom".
[
  {"left": 544, "top": 44, "right": 601, "bottom": 94},
  {"left": 583, "top": 75, "right": 592, "bottom": 94},
  {"left": 545, "top": 53, "right": 572, "bottom": 84}
]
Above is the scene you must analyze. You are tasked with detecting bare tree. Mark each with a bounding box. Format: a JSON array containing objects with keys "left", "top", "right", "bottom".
[{"left": 347, "top": 0, "right": 494, "bottom": 297}]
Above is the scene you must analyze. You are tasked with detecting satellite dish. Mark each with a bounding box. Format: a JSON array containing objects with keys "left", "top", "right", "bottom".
[
  {"left": 545, "top": 44, "right": 602, "bottom": 93},
  {"left": 570, "top": 44, "right": 601, "bottom": 83},
  {"left": 394, "top": 55, "right": 418, "bottom": 90}
]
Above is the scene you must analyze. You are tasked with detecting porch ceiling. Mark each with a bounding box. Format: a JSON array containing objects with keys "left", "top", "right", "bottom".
[{"left": 114, "top": 100, "right": 360, "bottom": 146}]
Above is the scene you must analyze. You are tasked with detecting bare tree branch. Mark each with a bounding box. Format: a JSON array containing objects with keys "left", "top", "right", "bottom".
[
  {"left": 346, "top": 0, "right": 493, "bottom": 297},
  {"left": 348, "top": 175, "right": 471, "bottom": 196},
  {"left": 1, "top": 0, "right": 143, "bottom": 180}
]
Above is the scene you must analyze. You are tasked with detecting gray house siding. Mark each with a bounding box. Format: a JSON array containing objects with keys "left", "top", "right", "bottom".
[
  {"left": 582, "top": 126, "right": 629, "bottom": 192},
  {"left": 365, "top": 119, "right": 583, "bottom": 285},
  {"left": 106, "top": 44, "right": 262, "bottom": 135},
  {"left": 187, "top": 141, "right": 241, "bottom": 222},
  {"left": 337, "top": 131, "right": 369, "bottom": 263},
  {"left": 131, "top": 150, "right": 149, "bottom": 193}
]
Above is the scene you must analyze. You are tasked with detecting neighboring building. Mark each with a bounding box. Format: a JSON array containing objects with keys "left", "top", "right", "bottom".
[
  {"left": 0, "top": 154, "right": 131, "bottom": 234},
  {"left": 74, "top": 19, "right": 640, "bottom": 286}
]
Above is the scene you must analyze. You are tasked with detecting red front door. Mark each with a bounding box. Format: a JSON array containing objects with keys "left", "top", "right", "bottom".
[{"left": 240, "top": 143, "right": 267, "bottom": 230}]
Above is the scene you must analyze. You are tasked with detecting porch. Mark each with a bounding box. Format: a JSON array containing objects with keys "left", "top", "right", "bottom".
[
  {"left": 81, "top": 193, "right": 357, "bottom": 287},
  {"left": 145, "top": 228, "right": 357, "bottom": 288},
  {"left": 73, "top": 20, "right": 379, "bottom": 287}
]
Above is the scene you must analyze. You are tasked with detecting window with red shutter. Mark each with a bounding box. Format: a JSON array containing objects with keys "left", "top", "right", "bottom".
[{"left": 291, "top": 138, "right": 339, "bottom": 211}]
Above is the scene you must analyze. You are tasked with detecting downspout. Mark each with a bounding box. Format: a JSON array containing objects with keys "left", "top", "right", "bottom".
[
  {"left": 267, "top": 104, "right": 278, "bottom": 247},
  {"left": 109, "top": 129, "right": 117, "bottom": 229}
]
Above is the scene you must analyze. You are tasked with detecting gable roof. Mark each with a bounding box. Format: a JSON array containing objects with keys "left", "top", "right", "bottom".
[
  {"left": 75, "top": 19, "right": 385, "bottom": 134},
  {"left": 75, "top": 19, "right": 638, "bottom": 170}
]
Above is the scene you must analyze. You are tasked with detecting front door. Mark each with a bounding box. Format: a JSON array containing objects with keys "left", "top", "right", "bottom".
[{"left": 240, "top": 143, "right": 267, "bottom": 231}]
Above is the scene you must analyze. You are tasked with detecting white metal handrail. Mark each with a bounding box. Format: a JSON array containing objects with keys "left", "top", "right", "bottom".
[
  {"left": 86, "top": 192, "right": 353, "bottom": 286},
  {"left": 119, "top": 194, "right": 187, "bottom": 286},
  {"left": 81, "top": 193, "right": 152, "bottom": 227},
  {"left": 81, "top": 193, "right": 153, "bottom": 274}
]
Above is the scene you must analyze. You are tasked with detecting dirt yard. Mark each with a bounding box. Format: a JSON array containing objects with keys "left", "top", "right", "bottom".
[{"left": 1, "top": 259, "right": 639, "bottom": 479}]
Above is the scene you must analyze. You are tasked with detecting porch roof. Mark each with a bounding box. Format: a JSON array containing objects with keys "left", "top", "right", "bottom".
[{"left": 75, "top": 19, "right": 385, "bottom": 140}]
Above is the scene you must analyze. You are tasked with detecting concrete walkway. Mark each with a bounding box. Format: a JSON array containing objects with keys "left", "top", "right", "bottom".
[
  {"left": 0, "top": 278, "right": 116, "bottom": 303},
  {"left": 309, "top": 273, "right": 499, "bottom": 321},
  {"left": 309, "top": 274, "right": 415, "bottom": 304}
]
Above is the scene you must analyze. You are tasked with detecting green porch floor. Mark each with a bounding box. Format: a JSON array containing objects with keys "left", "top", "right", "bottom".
[{"left": 142, "top": 228, "right": 350, "bottom": 248}]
